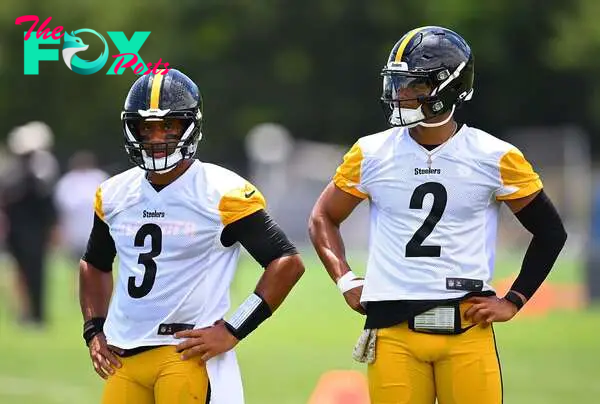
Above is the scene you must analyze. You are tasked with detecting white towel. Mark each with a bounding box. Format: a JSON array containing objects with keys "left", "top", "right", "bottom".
[{"left": 205, "top": 349, "right": 245, "bottom": 403}]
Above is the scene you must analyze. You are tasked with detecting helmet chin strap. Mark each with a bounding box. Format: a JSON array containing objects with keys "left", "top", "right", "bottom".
[
  {"left": 154, "top": 165, "right": 178, "bottom": 174},
  {"left": 391, "top": 104, "right": 456, "bottom": 128},
  {"left": 142, "top": 149, "right": 183, "bottom": 173},
  {"left": 418, "top": 105, "right": 455, "bottom": 128}
]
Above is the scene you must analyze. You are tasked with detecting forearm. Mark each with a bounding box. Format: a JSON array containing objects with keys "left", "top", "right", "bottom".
[
  {"left": 308, "top": 211, "right": 352, "bottom": 283},
  {"left": 254, "top": 254, "right": 304, "bottom": 312},
  {"left": 509, "top": 191, "right": 568, "bottom": 302},
  {"left": 222, "top": 212, "right": 304, "bottom": 340},
  {"left": 510, "top": 233, "right": 567, "bottom": 301},
  {"left": 79, "top": 259, "right": 113, "bottom": 321}
]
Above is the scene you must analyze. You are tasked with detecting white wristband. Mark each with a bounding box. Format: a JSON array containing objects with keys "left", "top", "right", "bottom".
[{"left": 336, "top": 271, "right": 364, "bottom": 294}]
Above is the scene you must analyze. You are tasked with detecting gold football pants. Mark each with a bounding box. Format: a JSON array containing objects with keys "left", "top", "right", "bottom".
[
  {"left": 368, "top": 305, "right": 502, "bottom": 404},
  {"left": 102, "top": 345, "right": 210, "bottom": 404}
]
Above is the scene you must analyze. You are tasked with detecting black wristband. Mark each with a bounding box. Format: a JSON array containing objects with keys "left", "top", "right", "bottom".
[
  {"left": 504, "top": 291, "right": 525, "bottom": 311},
  {"left": 83, "top": 317, "right": 106, "bottom": 346},
  {"left": 224, "top": 293, "right": 272, "bottom": 340}
]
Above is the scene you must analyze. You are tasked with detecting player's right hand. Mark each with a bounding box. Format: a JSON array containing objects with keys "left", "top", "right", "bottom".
[
  {"left": 343, "top": 285, "right": 366, "bottom": 315},
  {"left": 88, "top": 332, "right": 122, "bottom": 379}
]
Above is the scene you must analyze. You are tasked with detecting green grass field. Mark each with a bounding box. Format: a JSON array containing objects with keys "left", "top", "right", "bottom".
[{"left": 0, "top": 251, "right": 598, "bottom": 403}]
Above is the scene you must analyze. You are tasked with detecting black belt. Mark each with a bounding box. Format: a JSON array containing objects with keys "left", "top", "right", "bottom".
[
  {"left": 114, "top": 345, "right": 162, "bottom": 357},
  {"left": 111, "top": 323, "right": 195, "bottom": 358},
  {"left": 364, "top": 291, "right": 495, "bottom": 329}
]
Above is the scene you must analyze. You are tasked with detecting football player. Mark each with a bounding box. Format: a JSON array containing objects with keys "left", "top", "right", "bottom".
[
  {"left": 79, "top": 68, "right": 305, "bottom": 404},
  {"left": 308, "top": 26, "right": 567, "bottom": 404}
]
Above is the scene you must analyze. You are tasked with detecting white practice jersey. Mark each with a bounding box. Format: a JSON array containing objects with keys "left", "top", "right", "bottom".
[
  {"left": 94, "top": 160, "right": 265, "bottom": 349},
  {"left": 334, "top": 124, "right": 543, "bottom": 302}
]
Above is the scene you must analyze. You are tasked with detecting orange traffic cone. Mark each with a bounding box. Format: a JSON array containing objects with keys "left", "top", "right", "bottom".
[{"left": 307, "top": 370, "right": 370, "bottom": 404}]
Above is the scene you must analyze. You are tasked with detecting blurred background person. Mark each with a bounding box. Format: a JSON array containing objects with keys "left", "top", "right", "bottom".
[
  {"left": 0, "top": 122, "right": 59, "bottom": 328},
  {"left": 54, "top": 150, "right": 108, "bottom": 272}
]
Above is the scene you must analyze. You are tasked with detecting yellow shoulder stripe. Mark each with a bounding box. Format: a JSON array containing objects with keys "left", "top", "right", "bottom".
[
  {"left": 219, "top": 183, "right": 267, "bottom": 226},
  {"left": 94, "top": 187, "right": 105, "bottom": 221},
  {"left": 496, "top": 148, "right": 543, "bottom": 200},
  {"left": 333, "top": 142, "right": 368, "bottom": 199}
]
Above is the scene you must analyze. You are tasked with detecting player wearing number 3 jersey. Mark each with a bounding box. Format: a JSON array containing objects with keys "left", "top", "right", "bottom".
[
  {"left": 309, "top": 26, "right": 567, "bottom": 404},
  {"left": 79, "top": 69, "right": 304, "bottom": 404}
]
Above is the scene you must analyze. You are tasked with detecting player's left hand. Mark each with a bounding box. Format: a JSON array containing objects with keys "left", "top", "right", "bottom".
[
  {"left": 174, "top": 320, "right": 239, "bottom": 362},
  {"left": 463, "top": 296, "right": 519, "bottom": 327}
]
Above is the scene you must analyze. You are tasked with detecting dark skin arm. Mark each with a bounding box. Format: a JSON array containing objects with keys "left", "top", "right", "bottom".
[
  {"left": 175, "top": 254, "right": 305, "bottom": 361},
  {"left": 254, "top": 254, "right": 305, "bottom": 311},
  {"left": 464, "top": 190, "right": 540, "bottom": 326},
  {"left": 308, "top": 182, "right": 365, "bottom": 314},
  {"left": 79, "top": 259, "right": 121, "bottom": 379}
]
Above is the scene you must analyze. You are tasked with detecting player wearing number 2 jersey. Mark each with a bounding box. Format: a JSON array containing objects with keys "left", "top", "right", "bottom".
[
  {"left": 309, "top": 26, "right": 567, "bottom": 404},
  {"left": 79, "top": 69, "right": 304, "bottom": 404}
]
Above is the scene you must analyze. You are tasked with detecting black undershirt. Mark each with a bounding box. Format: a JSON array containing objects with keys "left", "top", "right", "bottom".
[
  {"left": 220, "top": 210, "right": 297, "bottom": 267},
  {"left": 420, "top": 143, "right": 440, "bottom": 151},
  {"left": 509, "top": 190, "right": 567, "bottom": 299},
  {"left": 151, "top": 183, "right": 168, "bottom": 192},
  {"left": 82, "top": 214, "right": 117, "bottom": 271}
]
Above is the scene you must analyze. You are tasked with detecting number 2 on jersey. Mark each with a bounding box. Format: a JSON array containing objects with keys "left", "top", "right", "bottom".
[
  {"left": 129, "top": 223, "right": 162, "bottom": 298},
  {"left": 405, "top": 182, "right": 447, "bottom": 258}
]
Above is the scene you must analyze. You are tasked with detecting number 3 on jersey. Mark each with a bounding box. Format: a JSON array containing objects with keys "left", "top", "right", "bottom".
[
  {"left": 405, "top": 182, "right": 447, "bottom": 258},
  {"left": 129, "top": 223, "right": 162, "bottom": 298}
]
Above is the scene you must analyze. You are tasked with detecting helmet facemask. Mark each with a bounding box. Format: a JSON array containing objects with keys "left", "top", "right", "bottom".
[
  {"left": 121, "top": 69, "right": 204, "bottom": 173},
  {"left": 122, "top": 109, "right": 202, "bottom": 173},
  {"left": 381, "top": 61, "right": 473, "bottom": 128}
]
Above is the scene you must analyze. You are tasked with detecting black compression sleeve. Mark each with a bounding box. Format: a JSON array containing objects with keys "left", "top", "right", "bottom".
[
  {"left": 220, "top": 209, "right": 298, "bottom": 267},
  {"left": 510, "top": 190, "right": 567, "bottom": 300},
  {"left": 81, "top": 213, "right": 117, "bottom": 272}
]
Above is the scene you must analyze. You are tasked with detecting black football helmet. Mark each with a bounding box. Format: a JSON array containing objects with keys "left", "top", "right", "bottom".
[
  {"left": 381, "top": 26, "right": 474, "bottom": 128},
  {"left": 121, "top": 69, "right": 203, "bottom": 172}
]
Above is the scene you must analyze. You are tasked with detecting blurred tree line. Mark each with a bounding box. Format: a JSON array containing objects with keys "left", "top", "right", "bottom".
[{"left": 0, "top": 0, "right": 597, "bottom": 174}]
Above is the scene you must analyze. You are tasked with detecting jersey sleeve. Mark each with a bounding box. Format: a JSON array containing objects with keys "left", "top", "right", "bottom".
[
  {"left": 333, "top": 142, "right": 369, "bottom": 199},
  {"left": 218, "top": 181, "right": 267, "bottom": 226},
  {"left": 94, "top": 186, "right": 106, "bottom": 221},
  {"left": 81, "top": 212, "right": 117, "bottom": 271},
  {"left": 495, "top": 147, "right": 543, "bottom": 201}
]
